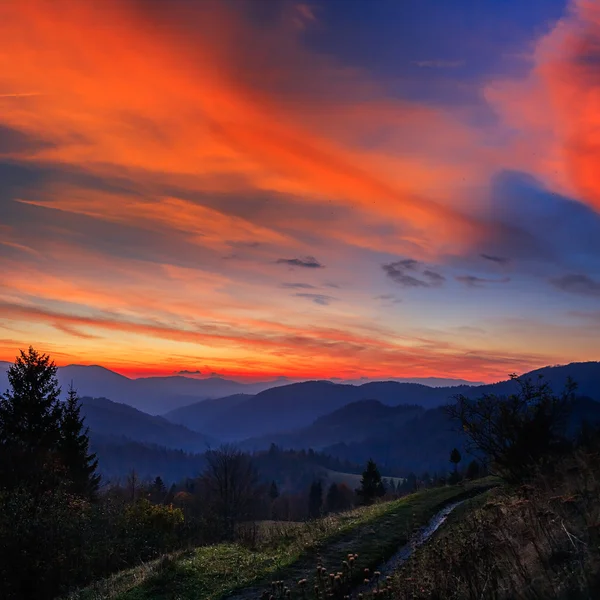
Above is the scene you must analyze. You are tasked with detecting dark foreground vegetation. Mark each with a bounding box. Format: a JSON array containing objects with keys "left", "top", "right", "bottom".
[
  {"left": 2, "top": 347, "right": 600, "bottom": 600},
  {"left": 388, "top": 377, "right": 600, "bottom": 600}
]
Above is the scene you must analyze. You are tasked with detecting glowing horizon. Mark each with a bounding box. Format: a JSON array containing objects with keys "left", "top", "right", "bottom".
[{"left": 2, "top": 0, "right": 600, "bottom": 384}]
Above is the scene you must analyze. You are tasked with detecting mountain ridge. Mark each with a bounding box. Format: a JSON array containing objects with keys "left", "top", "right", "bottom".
[{"left": 163, "top": 361, "right": 600, "bottom": 441}]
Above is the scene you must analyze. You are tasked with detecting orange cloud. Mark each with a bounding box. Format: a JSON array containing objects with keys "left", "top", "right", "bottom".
[{"left": 0, "top": 0, "right": 491, "bottom": 257}]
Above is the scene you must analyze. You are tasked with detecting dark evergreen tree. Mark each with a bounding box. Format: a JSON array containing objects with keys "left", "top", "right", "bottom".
[
  {"left": 326, "top": 482, "right": 342, "bottom": 512},
  {"left": 399, "top": 472, "right": 417, "bottom": 495},
  {"left": 58, "top": 385, "right": 100, "bottom": 499},
  {"left": 150, "top": 476, "right": 167, "bottom": 503},
  {"left": 356, "top": 458, "right": 385, "bottom": 505},
  {"left": 269, "top": 480, "right": 280, "bottom": 501},
  {"left": 0, "top": 347, "right": 64, "bottom": 493},
  {"left": 308, "top": 479, "right": 323, "bottom": 518},
  {"left": 450, "top": 448, "right": 462, "bottom": 473}
]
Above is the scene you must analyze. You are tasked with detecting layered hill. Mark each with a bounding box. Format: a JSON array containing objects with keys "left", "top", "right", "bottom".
[
  {"left": 164, "top": 380, "right": 465, "bottom": 439},
  {"left": 164, "top": 362, "right": 600, "bottom": 441},
  {"left": 79, "top": 396, "right": 216, "bottom": 452}
]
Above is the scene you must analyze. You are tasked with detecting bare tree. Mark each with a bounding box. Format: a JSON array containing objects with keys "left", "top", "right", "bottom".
[
  {"left": 201, "top": 445, "right": 260, "bottom": 540},
  {"left": 446, "top": 375, "right": 574, "bottom": 483}
]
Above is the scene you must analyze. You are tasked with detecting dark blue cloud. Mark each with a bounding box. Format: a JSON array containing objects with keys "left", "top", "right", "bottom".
[
  {"left": 482, "top": 171, "right": 600, "bottom": 272},
  {"left": 551, "top": 274, "right": 600, "bottom": 297},
  {"left": 382, "top": 259, "right": 445, "bottom": 288},
  {"left": 276, "top": 256, "right": 324, "bottom": 268},
  {"left": 294, "top": 293, "right": 335, "bottom": 306},
  {"left": 456, "top": 275, "right": 510, "bottom": 288}
]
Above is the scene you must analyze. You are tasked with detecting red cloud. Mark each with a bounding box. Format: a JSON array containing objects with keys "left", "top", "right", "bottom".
[{"left": 487, "top": 0, "right": 600, "bottom": 210}]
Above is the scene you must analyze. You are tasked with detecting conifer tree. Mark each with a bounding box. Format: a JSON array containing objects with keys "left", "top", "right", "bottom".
[
  {"left": 0, "top": 347, "right": 64, "bottom": 493},
  {"left": 450, "top": 448, "right": 462, "bottom": 473},
  {"left": 269, "top": 480, "right": 280, "bottom": 501},
  {"left": 59, "top": 384, "right": 100, "bottom": 499},
  {"left": 356, "top": 458, "right": 385, "bottom": 505},
  {"left": 150, "top": 476, "right": 167, "bottom": 503},
  {"left": 308, "top": 479, "right": 323, "bottom": 518},
  {"left": 326, "top": 482, "right": 341, "bottom": 512}
]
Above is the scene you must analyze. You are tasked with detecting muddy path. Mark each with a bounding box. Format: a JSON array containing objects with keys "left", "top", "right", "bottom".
[
  {"left": 227, "top": 499, "right": 467, "bottom": 600},
  {"left": 354, "top": 500, "right": 465, "bottom": 594}
]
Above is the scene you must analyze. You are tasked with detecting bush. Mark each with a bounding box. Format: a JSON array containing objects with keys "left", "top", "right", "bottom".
[{"left": 0, "top": 489, "right": 185, "bottom": 600}]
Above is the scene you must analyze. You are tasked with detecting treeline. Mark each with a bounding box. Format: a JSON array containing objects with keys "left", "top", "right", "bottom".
[{"left": 91, "top": 437, "right": 363, "bottom": 492}]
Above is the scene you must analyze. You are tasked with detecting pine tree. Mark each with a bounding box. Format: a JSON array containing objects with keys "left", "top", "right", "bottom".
[
  {"left": 449, "top": 448, "right": 463, "bottom": 484},
  {"left": 58, "top": 385, "right": 100, "bottom": 499},
  {"left": 269, "top": 480, "right": 280, "bottom": 501},
  {"left": 450, "top": 448, "right": 462, "bottom": 472},
  {"left": 326, "top": 482, "right": 341, "bottom": 513},
  {"left": 150, "top": 476, "right": 167, "bottom": 503},
  {"left": 0, "top": 347, "right": 64, "bottom": 493},
  {"left": 356, "top": 458, "right": 385, "bottom": 505},
  {"left": 308, "top": 480, "right": 323, "bottom": 518}
]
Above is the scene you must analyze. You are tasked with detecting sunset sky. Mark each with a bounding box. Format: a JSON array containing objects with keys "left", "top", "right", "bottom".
[{"left": 1, "top": 0, "right": 600, "bottom": 382}]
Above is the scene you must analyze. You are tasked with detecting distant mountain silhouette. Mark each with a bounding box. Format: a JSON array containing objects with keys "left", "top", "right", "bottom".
[
  {"left": 165, "top": 393, "right": 253, "bottom": 429},
  {"left": 338, "top": 377, "right": 485, "bottom": 387},
  {"left": 79, "top": 396, "right": 216, "bottom": 452},
  {"left": 0, "top": 362, "right": 284, "bottom": 414},
  {"left": 0, "top": 361, "right": 482, "bottom": 415},
  {"left": 163, "top": 362, "right": 600, "bottom": 442},
  {"left": 240, "top": 400, "right": 424, "bottom": 451},
  {"left": 164, "top": 380, "right": 462, "bottom": 440}
]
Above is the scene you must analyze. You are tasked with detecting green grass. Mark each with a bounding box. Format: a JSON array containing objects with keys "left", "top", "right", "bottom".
[{"left": 69, "top": 479, "right": 495, "bottom": 600}]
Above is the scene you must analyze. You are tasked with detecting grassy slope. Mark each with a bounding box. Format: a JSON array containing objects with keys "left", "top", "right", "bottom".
[{"left": 71, "top": 480, "right": 494, "bottom": 600}]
